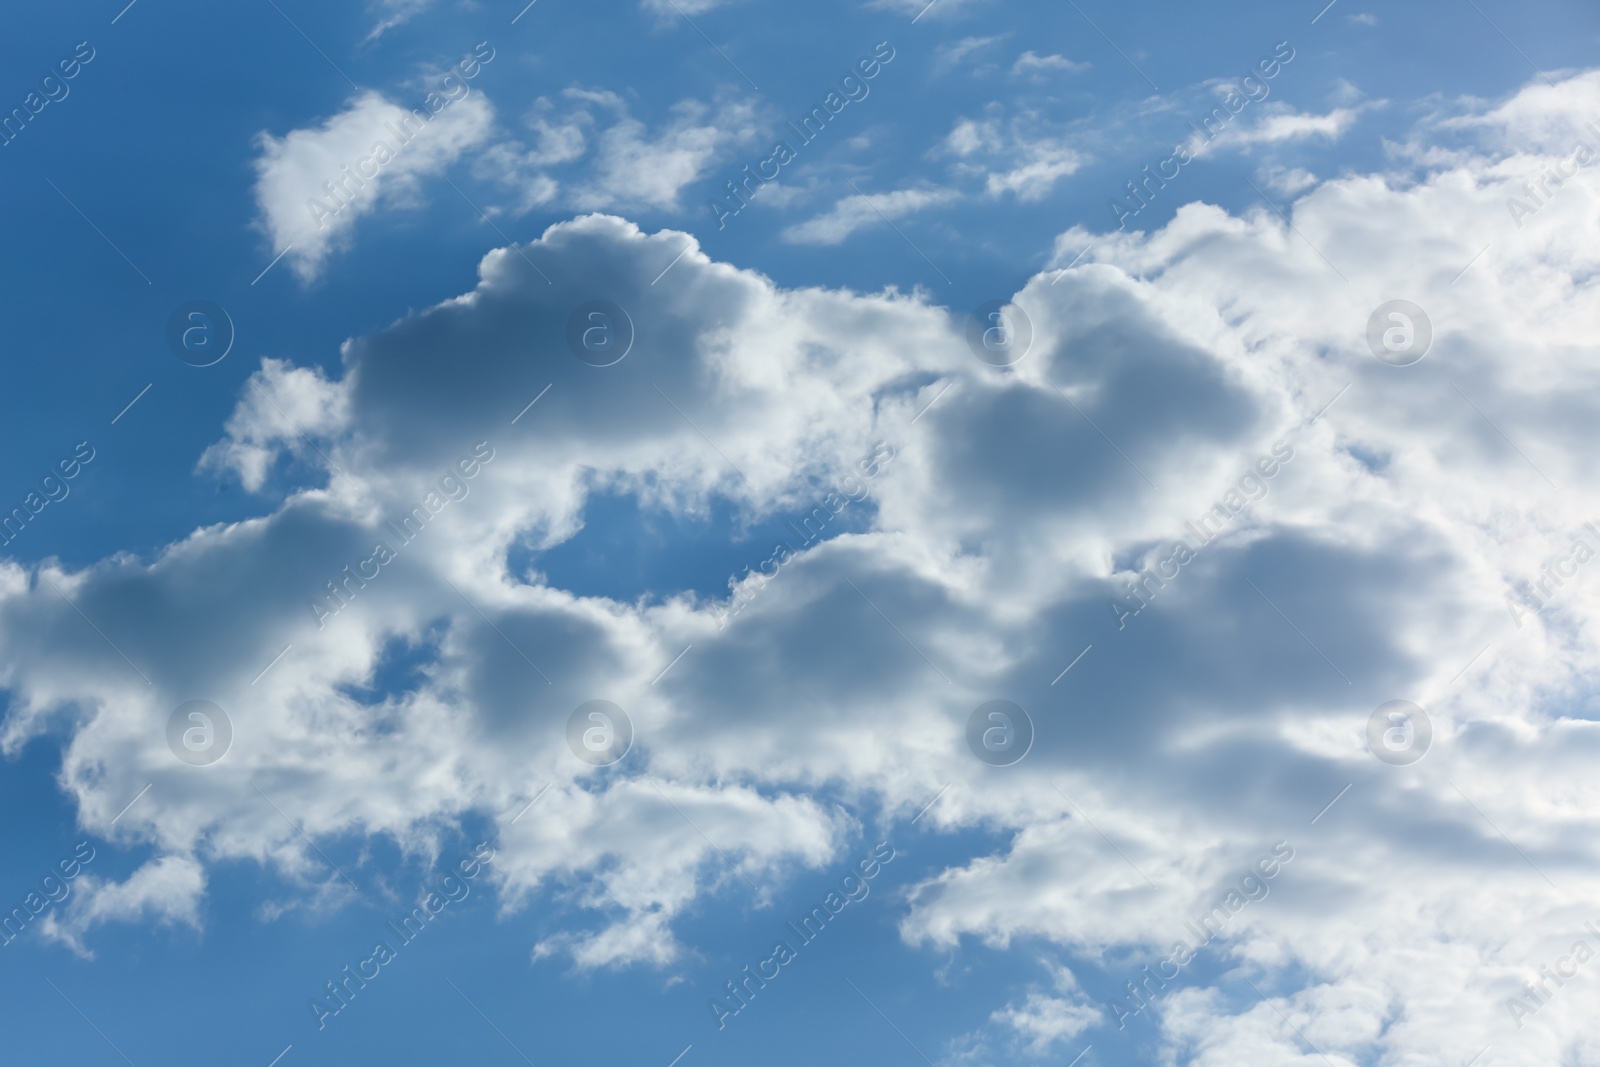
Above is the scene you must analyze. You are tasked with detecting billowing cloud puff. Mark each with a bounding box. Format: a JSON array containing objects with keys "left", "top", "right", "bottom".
[
  {"left": 8, "top": 66, "right": 1600, "bottom": 1067},
  {"left": 253, "top": 85, "right": 495, "bottom": 281}
]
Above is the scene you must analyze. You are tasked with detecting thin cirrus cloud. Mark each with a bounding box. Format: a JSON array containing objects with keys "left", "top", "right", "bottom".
[
  {"left": 8, "top": 59, "right": 1600, "bottom": 1067},
  {"left": 779, "top": 185, "right": 959, "bottom": 243},
  {"left": 1211, "top": 101, "right": 1374, "bottom": 147}
]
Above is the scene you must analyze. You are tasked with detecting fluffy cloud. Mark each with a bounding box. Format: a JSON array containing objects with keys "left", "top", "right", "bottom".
[
  {"left": 942, "top": 112, "right": 1086, "bottom": 200},
  {"left": 949, "top": 962, "right": 1102, "bottom": 1061},
  {"left": 37, "top": 856, "right": 206, "bottom": 958},
  {"left": 198, "top": 358, "right": 351, "bottom": 492},
  {"left": 252, "top": 88, "right": 495, "bottom": 281},
  {"left": 8, "top": 65, "right": 1600, "bottom": 1067},
  {"left": 479, "top": 89, "right": 762, "bottom": 215}
]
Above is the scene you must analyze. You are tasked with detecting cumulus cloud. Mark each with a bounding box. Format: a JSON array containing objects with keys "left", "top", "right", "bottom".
[
  {"left": 252, "top": 88, "right": 495, "bottom": 281},
  {"left": 9, "top": 66, "right": 1600, "bottom": 1067},
  {"left": 198, "top": 358, "right": 351, "bottom": 492}
]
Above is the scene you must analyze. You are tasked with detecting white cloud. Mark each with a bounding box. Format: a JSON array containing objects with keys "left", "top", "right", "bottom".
[
  {"left": 945, "top": 117, "right": 1003, "bottom": 158},
  {"left": 37, "top": 857, "right": 206, "bottom": 958},
  {"left": 933, "top": 35, "right": 1006, "bottom": 72},
  {"left": 983, "top": 147, "right": 1082, "bottom": 199},
  {"left": 867, "top": 0, "right": 988, "bottom": 19},
  {"left": 640, "top": 0, "right": 739, "bottom": 13},
  {"left": 989, "top": 965, "right": 1102, "bottom": 1053},
  {"left": 252, "top": 90, "right": 495, "bottom": 281},
  {"left": 479, "top": 90, "right": 761, "bottom": 215},
  {"left": 1259, "top": 163, "right": 1320, "bottom": 196},
  {"left": 198, "top": 358, "right": 351, "bottom": 492},
  {"left": 579, "top": 97, "right": 760, "bottom": 211},
  {"left": 1011, "top": 51, "right": 1090, "bottom": 79},
  {"left": 941, "top": 113, "right": 1086, "bottom": 200},
  {"left": 1225, "top": 103, "right": 1366, "bottom": 145},
  {"left": 779, "top": 185, "right": 957, "bottom": 244},
  {"left": 10, "top": 68, "right": 1600, "bottom": 1067},
  {"left": 365, "top": 0, "right": 434, "bottom": 40}
]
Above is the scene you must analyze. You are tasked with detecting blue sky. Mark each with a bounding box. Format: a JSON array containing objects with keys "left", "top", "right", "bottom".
[{"left": 4, "top": 1, "right": 1600, "bottom": 1065}]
